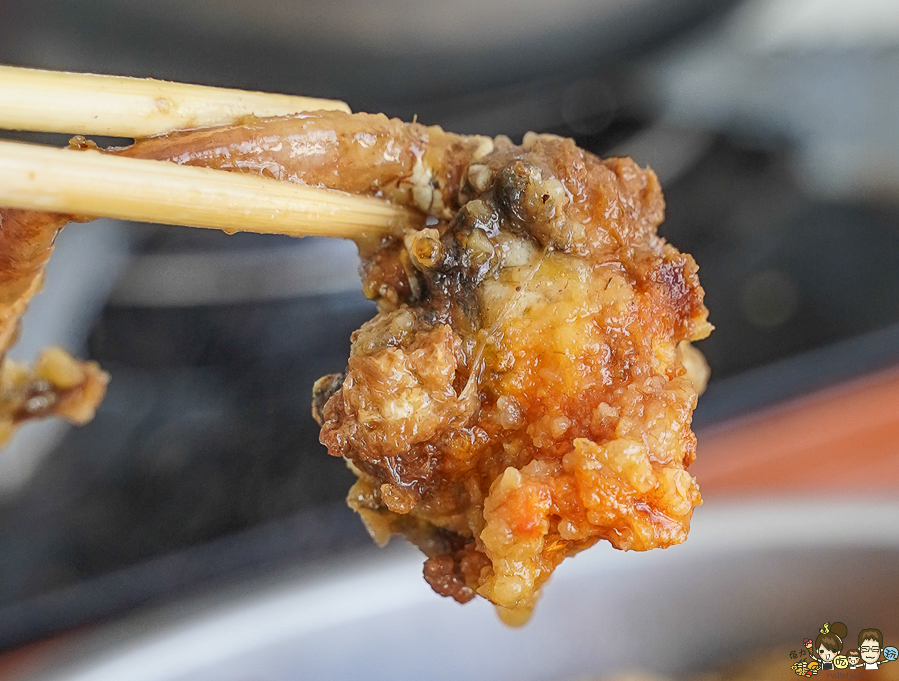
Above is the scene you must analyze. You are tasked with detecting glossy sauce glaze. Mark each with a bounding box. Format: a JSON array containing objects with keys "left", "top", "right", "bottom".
[
  {"left": 0, "top": 111, "right": 488, "bottom": 437},
  {"left": 312, "top": 123, "right": 712, "bottom": 622}
]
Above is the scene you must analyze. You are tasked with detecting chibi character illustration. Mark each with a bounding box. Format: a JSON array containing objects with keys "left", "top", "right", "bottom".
[
  {"left": 810, "top": 622, "right": 848, "bottom": 671},
  {"left": 846, "top": 649, "right": 862, "bottom": 669},
  {"left": 858, "top": 628, "right": 894, "bottom": 670}
]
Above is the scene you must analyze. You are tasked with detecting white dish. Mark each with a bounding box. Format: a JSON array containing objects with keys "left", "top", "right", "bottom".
[{"left": 17, "top": 500, "right": 899, "bottom": 681}]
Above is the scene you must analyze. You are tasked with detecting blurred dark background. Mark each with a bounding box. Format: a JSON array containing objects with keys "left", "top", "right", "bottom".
[{"left": 0, "top": 0, "right": 897, "bottom": 651}]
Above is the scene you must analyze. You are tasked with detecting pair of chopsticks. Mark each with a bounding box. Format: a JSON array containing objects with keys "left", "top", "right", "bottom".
[{"left": 0, "top": 66, "right": 416, "bottom": 240}]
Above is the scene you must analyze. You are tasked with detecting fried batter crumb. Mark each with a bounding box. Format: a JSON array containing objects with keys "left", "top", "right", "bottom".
[{"left": 0, "top": 347, "right": 109, "bottom": 446}]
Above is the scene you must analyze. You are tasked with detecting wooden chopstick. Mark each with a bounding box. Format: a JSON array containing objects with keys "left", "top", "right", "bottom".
[
  {"left": 0, "top": 140, "right": 417, "bottom": 240},
  {"left": 0, "top": 66, "right": 413, "bottom": 242},
  {"left": 0, "top": 65, "right": 350, "bottom": 138}
]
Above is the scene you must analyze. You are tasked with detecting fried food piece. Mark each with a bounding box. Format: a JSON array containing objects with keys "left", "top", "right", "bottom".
[
  {"left": 0, "top": 207, "right": 107, "bottom": 441},
  {"left": 0, "top": 346, "right": 108, "bottom": 446},
  {"left": 0, "top": 209, "right": 71, "bottom": 353},
  {"left": 0, "top": 110, "right": 483, "bottom": 440},
  {"left": 313, "top": 125, "right": 712, "bottom": 621},
  {"left": 2, "top": 112, "right": 709, "bottom": 622}
]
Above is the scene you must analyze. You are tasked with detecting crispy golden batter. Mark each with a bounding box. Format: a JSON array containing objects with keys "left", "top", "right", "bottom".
[
  {"left": 313, "top": 124, "right": 712, "bottom": 621},
  {"left": 0, "top": 346, "right": 108, "bottom": 446},
  {"left": 0, "top": 112, "right": 710, "bottom": 621},
  {"left": 0, "top": 210, "right": 106, "bottom": 441}
]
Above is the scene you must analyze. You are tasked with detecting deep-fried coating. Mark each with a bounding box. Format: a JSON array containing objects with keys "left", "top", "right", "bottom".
[
  {"left": 0, "top": 110, "right": 475, "bottom": 439},
  {"left": 0, "top": 346, "right": 108, "bottom": 445},
  {"left": 313, "top": 124, "right": 712, "bottom": 621},
  {"left": 0, "top": 113, "right": 710, "bottom": 622}
]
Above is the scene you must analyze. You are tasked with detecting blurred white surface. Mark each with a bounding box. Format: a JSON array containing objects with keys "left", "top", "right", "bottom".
[
  {"left": 16, "top": 500, "right": 899, "bottom": 681},
  {"left": 109, "top": 236, "right": 361, "bottom": 307},
  {"left": 652, "top": 0, "right": 899, "bottom": 200},
  {"left": 732, "top": 0, "right": 899, "bottom": 51}
]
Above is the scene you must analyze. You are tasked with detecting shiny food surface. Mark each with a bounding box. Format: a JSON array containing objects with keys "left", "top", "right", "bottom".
[
  {"left": 312, "top": 121, "right": 711, "bottom": 618},
  {"left": 0, "top": 111, "right": 709, "bottom": 621}
]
